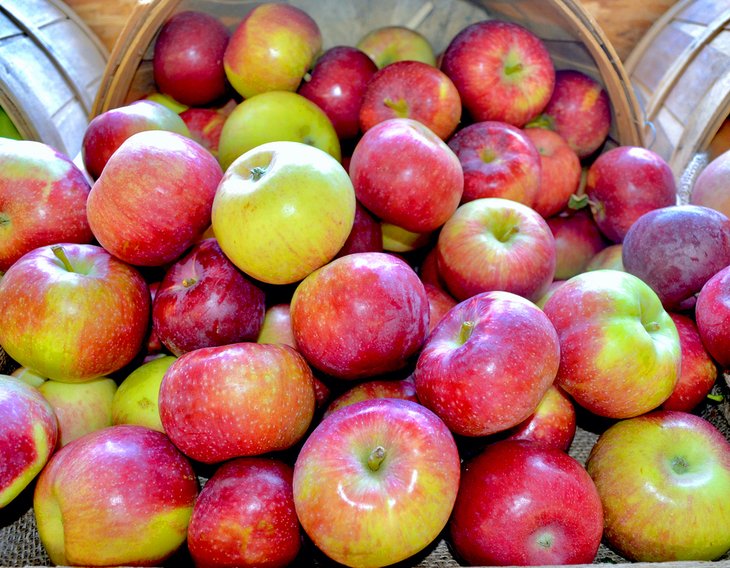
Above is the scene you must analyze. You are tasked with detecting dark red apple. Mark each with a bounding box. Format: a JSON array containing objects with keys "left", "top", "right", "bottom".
[
  {"left": 696, "top": 264, "right": 730, "bottom": 368},
  {"left": 504, "top": 384, "right": 577, "bottom": 451},
  {"left": 334, "top": 201, "right": 383, "bottom": 258},
  {"left": 324, "top": 375, "right": 418, "bottom": 418},
  {"left": 547, "top": 209, "right": 607, "bottom": 281},
  {"left": 424, "top": 282, "right": 457, "bottom": 333}
]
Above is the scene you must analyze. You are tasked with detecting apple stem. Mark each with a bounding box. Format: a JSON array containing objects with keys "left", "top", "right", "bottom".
[
  {"left": 644, "top": 321, "right": 660, "bottom": 332},
  {"left": 568, "top": 193, "right": 590, "bottom": 210},
  {"left": 496, "top": 225, "right": 518, "bottom": 243},
  {"left": 505, "top": 62, "right": 523, "bottom": 76},
  {"left": 383, "top": 97, "right": 409, "bottom": 117},
  {"left": 525, "top": 114, "right": 554, "bottom": 131},
  {"left": 249, "top": 166, "right": 268, "bottom": 182},
  {"left": 367, "top": 446, "right": 386, "bottom": 471},
  {"left": 51, "top": 245, "right": 74, "bottom": 272},
  {"left": 459, "top": 321, "right": 475, "bottom": 344},
  {"left": 182, "top": 277, "right": 197, "bottom": 288},
  {"left": 707, "top": 393, "right": 724, "bottom": 402}
]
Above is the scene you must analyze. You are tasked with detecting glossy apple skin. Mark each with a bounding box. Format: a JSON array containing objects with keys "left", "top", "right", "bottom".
[
  {"left": 696, "top": 264, "right": 730, "bottom": 368},
  {"left": 188, "top": 458, "right": 301, "bottom": 568},
  {"left": 585, "top": 146, "right": 677, "bottom": 243},
  {"left": 179, "top": 108, "right": 226, "bottom": 157},
  {"left": 87, "top": 130, "right": 223, "bottom": 267},
  {"left": 691, "top": 149, "right": 730, "bottom": 217},
  {"left": 415, "top": 291, "right": 559, "bottom": 437},
  {"left": 33, "top": 424, "right": 198, "bottom": 566},
  {"left": 0, "top": 375, "right": 57, "bottom": 508},
  {"left": 335, "top": 201, "right": 383, "bottom": 258},
  {"left": 356, "top": 25, "right": 436, "bottom": 68},
  {"left": 350, "top": 118, "right": 463, "bottom": 233},
  {"left": 0, "top": 244, "right": 150, "bottom": 383},
  {"left": 381, "top": 222, "right": 432, "bottom": 253},
  {"left": 0, "top": 141, "right": 92, "bottom": 272},
  {"left": 524, "top": 127, "right": 581, "bottom": 218},
  {"left": 504, "top": 384, "right": 576, "bottom": 451},
  {"left": 586, "top": 243, "right": 624, "bottom": 271},
  {"left": 81, "top": 100, "right": 190, "bottom": 180},
  {"left": 547, "top": 209, "right": 607, "bottom": 281},
  {"left": 223, "top": 3, "right": 321, "bottom": 99},
  {"left": 543, "top": 269, "right": 681, "bottom": 418},
  {"left": 450, "top": 440, "right": 603, "bottom": 565},
  {"left": 159, "top": 343, "right": 315, "bottom": 464},
  {"left": 441, "top": 20, "right": 555, "bottom": 127},
  {"left": 152, "top": 238, "right": 265, "bottom": 356},
  {"left": 290, "top": 252, "right": 429, "bottom": 380},
  {"left": 447, "top": 120, "right": 541, "bottom": 206},
  {"left": 153, "top": 10, "right": 230, "bottom": 106},
  {"left": 324, "top": 376, "right": 419, "bottom": 418},
  {"left": 436, "top": 197, "right": 556, "bottom": 302},
  {"left": 359, "top": 60, "right": 461, "bottom": 140},
  {"left": 622, "top": 205, "right": 730, "bottom": 310},
  {"left": 586, "top": 411, "right": 730, "bottom": 561},
  {"left": 424, "top": 282, "right": 458, "bottom": 333},
  {"left": 256, "top": 304, "right": 296, "bottom": 348},
  {"left": 293, "top": 398, "right": 460, "bottom": 568},
  {"left": 298, "top": 46, "right": 377, "bottom": 140},
  {"left": 419, "top": 246, "right": 448, "bottom": 291}
]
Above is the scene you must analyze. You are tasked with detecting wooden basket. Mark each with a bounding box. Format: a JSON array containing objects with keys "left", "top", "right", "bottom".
[
  {"left": 91, "top": 0, "right": 644, "bottom": 152},
  {"left": 0, "top": 0, "right": 108, "bottom": 159},
  {"left": 624, "top": 0, "right": 730, "bottom": 179}
]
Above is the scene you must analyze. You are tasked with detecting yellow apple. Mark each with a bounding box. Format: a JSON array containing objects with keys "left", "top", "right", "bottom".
[{"left": 381, "top": 222, "right": 432, "bottom": 252}]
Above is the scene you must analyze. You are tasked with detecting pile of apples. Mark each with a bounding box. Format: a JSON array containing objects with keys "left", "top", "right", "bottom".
[{"left": 3, "top": 3, "right": 730, "bottom": 567}]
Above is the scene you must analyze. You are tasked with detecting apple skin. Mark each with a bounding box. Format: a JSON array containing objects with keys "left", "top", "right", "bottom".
[
  {"left": 290, "top": 252, "right": 429, "bottom": 380},
  {"left": 441, "top": 20, "right": 555, "bottom": 127},
  {"left": 547, "top": 209, "right": 607, "bottom": 281},
  {"left": 33, "top": 424, "right": 198, "bottom": 566},
  {"left": 293, "top": 398, "right": 460, "bottom": 568},
  {"left": 159, "top": 342, "right": 315, "bottom": 464},
  {"left": 691, "top": 149, "right": 730, "bottom": 219},
  {"left": 419, "top": 246, "right": 449, "bottom": 291},
  {"left": 323, "top": 375, "right": 419, "bottom": 418},
  {"left": 143, "top": 91, "right": 189, "bottom": 114},
  {"left": 586, "top": 243, "right": 624, "bottom": 271},
  {"left": 436, "top": 197, "right": 556, "bottom": 302},
  {"left": 503, "top": 384, "right": 576, "bottom": 451},
  {"left": 0, "top": 140, "right": 93, "bottom": 272},
  {"left": 0, "top": 106, "right": 21, "bottom": 140},
  {"left": 335, "top": 201, "right": 383, "bottom": 258},
  {"left": 450, "top": 440, "right": 603, "bottom": 566},
  {"left": 212, "top": 141, "right": 355, "bottom": 285},
  {"left": 356, "top": 25, "right": 436, "bottom": 68},
  {"left": 542, "top": 269, "right": 681, "bottom": 418},
  {"left": 622, "top": 204, "right": 730, "bottom": 310},
  {"left": 415, "top": 290, "right": 559, "bottom": 437},
  {"left": 695, "top": 264, "right": 730, "bottom": 368},
  {"left": 359, "top": 60, "right": 461, "bottom": 140},
  {"left": 447, "top": 120, "right": 541, "bottom": 206},
  {"left": 179, "top": 107, "right": 226, "bottom": 157},
  {"left": 424, "top": 282, "right": 457, "bottom": 333},
  {"left": 584, "top": 146, "right": 677, "bottom": 243},
  {"left": 81, "top": 100, "right": 191, "bottom": 180},
  {"left": 586, "top": 411, "right": 730, "bottom": 561},
  {"left": 153, "top": 10, "right": 230, "bottom": 106},
  {"left": 349, "top": 118, "right": 464, "bottom": 233},
  {"left": 223, "top": 3, "right": 321, "bottom": 99},
  {"left": 0, "top": 243, "right": 150, "bottom": 383},
  {"left": 298, "top": 45, "right": 378, "bottom": 140},
  {"left": 256, "top": 304, "right": 296, "bottom": 348},
  {"left": 87, "top": 130, "right": 223, "bottom": 267},
  {"left": 152, "top": 238, "right": 265, "bottom": 356},
  {"left": 380, "top": 222, "right": 432, "bottom": 252},
  {"left": 0, "top": 375, "right": 57, "bottom": 508}
]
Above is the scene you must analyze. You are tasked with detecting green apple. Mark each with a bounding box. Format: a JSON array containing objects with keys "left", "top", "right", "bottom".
[
  {"left": 143, "top": 92, "right": 189, "bottom": 114},
  {"left": 112, "top": 355, "right": 176, "bottom": 433},
  {"left": 11, "top": 366, "right": 47, "bottom": 388},
  {"left": 218, "top": 91, "right": 341, "bottom": 170},
  {"left": 357, "top": 26, "right": 436, "bottom": 68},
  {"left": 212, "top": 141, "right": 355, "bottom": 285},
  {"left": 0, "top": 106, "right": 22, "bottom": 140}
]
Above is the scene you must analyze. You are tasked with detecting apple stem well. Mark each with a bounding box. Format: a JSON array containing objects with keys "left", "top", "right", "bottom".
[
  {"left": 670, "top": 455, "right": 690, "bottom": 475},
  {"left": 367, "top": 446, "right": 387, "bottom": 472},
  {"left": 51, "top": 245, "right": 75, "bottom": 272},
  {"left": 459, "top": 321, "right": 475, "bottom": 344},
  {"left": 644, "top": 321, "right": 661, "bottom": 332},
  {"left": 383, "top": 98, "right": 409, "bottom": 118},
  {"left": 182, "top": 277, "right": 197, "bottom": 288}
]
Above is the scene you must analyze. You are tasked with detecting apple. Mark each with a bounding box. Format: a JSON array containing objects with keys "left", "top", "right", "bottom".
[
  {"left": 179, "top": 107, "right": 226, "bottom": 157},
  {"left": 381, "top": 222, "right": 432, "bottom": 252},
  {"left": 524, "top": 126, "right": 582, "bottom": 218},
  {"left": 441, "top": 20, "right": 555, "bottom": 127},
  {"left": 212, "top": 141, "right": 355, "bottom": 285},
  {"left": 708, "top": 119, "right": 730, "bottom": 162},
  {"left": 298, "top": 45, "right": 378, "bottom": 140},
  {"left": 223, "top": 3, "right": 321, "bottom": 99},
  {"left": 33, "top": 424, "right": 198, "bottom": 566},
  {"left": 159, "top": 342, "right": 315, "bottom": 464},
  {"left": 695, "top": 264, "right": 730, "bottom": 368},
  {"left": 256, "top": 304, "right": 296, "bottom": 348},
  {"left": 622, "top": 204, "right": 730, "bottom": 310},
  {"left": 10, "top": 366, "right": 46, "bottom": 388},
  {"left": 38, "top": 377, "right": 117, "bottom": 448},
  {"left": 0, "top": 244, "right": 150, "bottom": 383},
  {"left": 293, "top": 398, "right": 460, "bottom": 568},
  {"left": 81, "top": 100, "right": 191, "bottom": 180},
  {"left": 87, "top": 130, "right": 223, "bottom": 267},
  {"left": 690, "top": 149, "right": 730, "bottom": 218},
  {"left": 534, "top": 279, "right": 566, "bottom": 309},
  {"left": 0, "top": 375, "right": 57, "bottom": 508},
  {"left": 323, "top": 375, "right": 419, "bottom": 418},
  {"left": 447, "top": 120, "right": 541, "bottom": 206},
  {"left": 356, "top": 25, "right": 436, "bottom": 68},
  {"left": 0, "top": 140, "right": 93, "bottom": 272},
  {"left": 152, "top": 238, "right": 265, "bottom": 356},
  {"left": 424, "top": 282, "right": 457, "bottom": 333},
  {"left": 418, "top": 246, "right": 448, "bottom": 291},
  {"left": 188, "top": 457, "right": 301, "bottom": 568},
  {"left": 436, "top": 197, "right": 556, "bottom": 302},
  {"left": 586, "top": 411, "right": 730, "bottom": 561},
  {"left": 0, "top": 105, "right": 22, "bottom": 140},
  {"left": 290, "top": 252, "right": 429, "bottom": 380},
  {"left": 414, "top": 290, "right": 559, "bottom": 437},
  {"left": 547, "top": 209, "right": 607, "bottom": 281},
  {"left": 335, "top": 201, "right": 383, "bottom": 258},
  {"left": 349, "top": 118, "right": 464, "bottom": 233},
  {"left": 144, "top": 281, "right": 163, "bottom": 356},
  {"left": 359, "top": 60, "right": 461, "bottom": 140},
  {"left": 542, "top": 269, "right": 681, "bottom": 418},
  {"left": 112, "top": 355, "right": 177, "bottom": 433},
  {"left": 143, "top": 91, "right": 189, "bottom": 114},
  {"left": 450, "top": 440, "right": 603, "bottom": 565},
  {"left": 586, "top": 243, "right": 624, "bottom": 271},
  {"left": 583, "top": 146, "right": 677, "bottom": 243},
  {"left": 218, "top": 91, "right": 341, "bottom": 170}
]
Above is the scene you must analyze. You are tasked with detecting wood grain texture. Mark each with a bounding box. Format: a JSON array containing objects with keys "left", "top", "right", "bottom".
[{"left": 63, "top": 0, "right": 138, "bottom": 52}]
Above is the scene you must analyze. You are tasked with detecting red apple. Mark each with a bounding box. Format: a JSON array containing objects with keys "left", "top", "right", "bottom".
[
  {"left": 334, "top": 201, "right": 383, "bottom": 258},
  {"left": 696, "top": 264, "right": 730, "bottom": 368},
  {"left": 447, "top": 120, "right": 541, "bottom": 206},
  {"left": 323, "top": 375, "right": 418, "bottom": 418},
  {"left": 418, "top": 246, "right": 448, "bottom": 291},
  {"left": 359, "top": 60, "right": 461, "bottom": 140},
  {"left": 290, "top": 252, "right": 429, "bottom": 380},
  {"left": 414, "top": 290, "right": 559, "bottom": 437},
  {"left": 424, "top": 282, "right": 457, "bottom": 333},
  {"left": 356, "top": 25, "right": 436, "bottom": 68},
  {"left": 152, "top": 10, "right": 230, "bottom": 106},
  {"left": 179, "top": 107, "right": 226, "bottom": 157},
  {"left": 547, "top": 209, "right": 607, "bottom": 280},
  {"left": 87, "top": 130, "right": 223, "bottom": 267},
  {"left": 349, "top": 118, "right": 463, "bottom": 233},
  {"left": 450, "top": 440, "right": 603, "bottom": 565},
  {"left": 152, "top": 238, "right": 265, "bottom": 356},
  {"left": 691, "top": 149, "right": 730, "bottom": 218},
  {"left": 441, "top": 20, "right": 555, "bottom": 127},
  {"left": 298, "top": 45, "right": 377, "bottom": 140}
]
